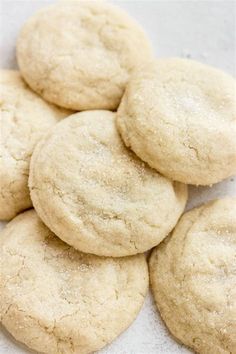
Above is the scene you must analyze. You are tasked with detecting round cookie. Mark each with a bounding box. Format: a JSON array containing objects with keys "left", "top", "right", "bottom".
[
  {"left": 29, "top": 110, "right": 187, "bottom": 257},
  {"left": 0, "top": 210, "right": 148, "bottom": 354},
  {"left": 149, "top": 198, "right": 236, "bottom": 354},
  {"left": 0, "top": 70, "right": 70, "bottom": 221},
  {"left": 17, "top": 1, "right": 153, "bottom": 111},
  {"left": 117, "top": 58, "right": 236, "bottom": 186}
]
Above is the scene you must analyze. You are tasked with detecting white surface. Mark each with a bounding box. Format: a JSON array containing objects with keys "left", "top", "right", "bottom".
[{"left": 0, "top": 1, "right": 235, "bottom": 353}]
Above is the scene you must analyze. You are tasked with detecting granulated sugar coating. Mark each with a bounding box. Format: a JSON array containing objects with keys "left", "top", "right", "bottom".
[
  {"left": 29, "top": 110, "right": 187, "bottom": 257},
  {"left": 1, "top": 1, "right": 236, "bottom": 353},
  {"left": 117, "top": 58, "right": 236, "bottom": 186},
  {"left": 0, "top": 210, "right": 149, "bottom": 354}
]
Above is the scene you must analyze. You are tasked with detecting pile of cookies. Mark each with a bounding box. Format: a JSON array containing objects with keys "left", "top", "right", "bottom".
[{"left": 0, "top": 2, "right": 235, "bottom": 354}]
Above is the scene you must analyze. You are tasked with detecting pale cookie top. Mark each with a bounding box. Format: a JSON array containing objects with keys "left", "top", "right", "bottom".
[
  {"left": 149, "top": 198, "right": 236, "bottom": 354},
  {"left": 0, "top": 70, "right": 70, "bottom": 221},
  {"left": 29, "top": 110, "right": 187, "bottom": 257},
  {"left": 117, "top": 58, "right": 236, "bottom": 186},
  {"left": 0, "top": 210, "right": 148, "bottom": 354},
  {"left": 17, "top": 1, "right": 153, "bottom": 111}
]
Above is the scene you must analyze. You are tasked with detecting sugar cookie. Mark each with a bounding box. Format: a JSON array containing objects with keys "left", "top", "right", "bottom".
[
  {"left": 17, "top": 1, "right": 153, "bottom": 111},
  {"left": 149, "top": 198, "right": 236, "bottom": 354},
  {"left": 0, "top": 70, "right": 70, "bottom": 220},
  {"left": 0, "top": 210, "right": 148, "bottom": 354},
  {"left": 29, "top": 110, "right": 187, "bottom": 257},
  {"left": 117, "top": 58, "right": 236, "bottom": 185}
]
